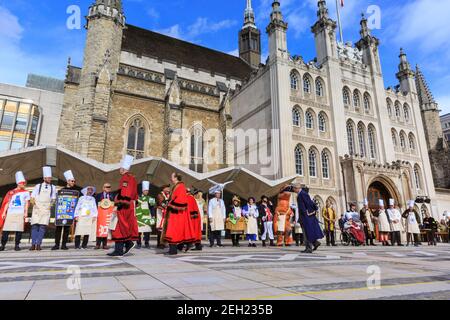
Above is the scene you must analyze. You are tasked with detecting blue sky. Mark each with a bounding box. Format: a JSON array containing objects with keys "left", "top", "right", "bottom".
[{"left": 0, "top": 0, "right": 449, "bottom": 114}]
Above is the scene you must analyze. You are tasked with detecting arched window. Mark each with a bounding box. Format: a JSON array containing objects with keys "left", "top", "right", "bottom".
[
  {"left": 414, "top": 166, "right": 422, "bottom": 190},
  {"left": 357, "top": 124, "right": 366, "bottom": 157},
  {"left": 190, "top": 124, "right": 204, "bottom": 173},
  {"left": 400, "top": 132, "right": 407, "bottom": 149},
  {"left": 392, "top": 130, "right": 398, "bottom": 147},
  {"left": 364, "top": 93, "right": 371, "bottom": 112},
  {"left": 127, "top": 118, "right": 146, "bottom": 159},
  {"left": 395, "top": 102, "right": 401, "bottom": 118},
  {"left": 292, "top": 107, "right": 301, "bottom": 127},
  {"left": 316, "top": 79, "right": 324, "bottom": 97},
  {"left": 321, "top": 151, "right": 330, "bottom": 179},
  {"left": 309, "top": 149, "right": 317, "bottom": 177},
  {"left": 295, "top": 145, "right": 304, "bottom": 176},
  {"left": 404, "top": 104, "right": 410, "bottom": 123},
  {"left": 318, "top": 113, "right": 326, "bottom": 132},
  {"left": 305, "top": 111, "right": 314, "bottom": 129},
  {"left": 353, "top": 90, "right": 361, "bottom": 108},
  {"left": 290, "top": 71, "right": 299, "bottom": 90},
  {"left": 409, "top": 133, "right": 416, "bottom": 151},
  {"left": 303, "top": 76, "right": 311, "bottom": 94},
  {"left": 368, "top": 126, "right": 377, "bottom": 159},
  {"left": 343, "top": 88, "right": 350, "bottom": 106},
  {"left": 347, "top": 121, "right": 355, "bottom": 155},
  {"left": 387, "top": 99, "right": 393, "bottom": 117}
]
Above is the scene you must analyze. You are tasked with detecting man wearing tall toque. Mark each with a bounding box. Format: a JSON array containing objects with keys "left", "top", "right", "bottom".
[
  {"left": 30, "top": 167, "right": 56, "bottom": 251},
  {"left": 109, "top": 155, "right": 139, "bottom": 257},
  {"left": 0, "top": 172, "right": 30, "bottom": 251}
]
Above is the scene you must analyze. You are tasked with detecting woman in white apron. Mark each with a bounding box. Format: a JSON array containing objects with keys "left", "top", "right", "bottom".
[
  {"left": 243, "top": 197, "right": 259, "bottom": 247},
  {"left": 374, "top": 200, "right": 391, "bottom": 246},
  {"left": 208, "top": 191, "right": 226, "bottom": 247},
  {"left": 402, "top": 200, "right": 421, "bottom": 247},
  {"left": 74, "top": 186, "right": 98, "bottom": 249}
]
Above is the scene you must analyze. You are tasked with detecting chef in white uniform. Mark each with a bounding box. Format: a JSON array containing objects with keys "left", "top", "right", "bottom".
[
  {"left": 403, "top": 200, "right": 421, "bottom": 247},
  {"left": 74, "top": 186, "right": 98, "bottom": 249},
  {"left": 387, "top": 199, "right": 404, "bottom": 246},
  {"left": 208, "top": 190, "right": 226, "bottom": 247},
  {"left": 0, "top": 172, "right": 30, "bottom": 251},
  {"left": 30, "top": 167, "right": 56, "bottom": 251},
  {"left": 375, "top": 199, "right": 391, "bottom": 246}
]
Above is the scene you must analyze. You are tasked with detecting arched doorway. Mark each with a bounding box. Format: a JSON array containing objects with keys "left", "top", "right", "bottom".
[{"left": 367, "top": 181, "right": 392, "bottom": 211}]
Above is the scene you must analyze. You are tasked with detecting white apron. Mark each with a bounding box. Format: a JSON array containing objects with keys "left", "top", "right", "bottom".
[
  {"left": 196, "top": 199, "right": 205, "bottom": 231},
  {"left": 365, "top": 211, "right": 375, "bottom": 232},
  {"left": 388, "top": 209, "right": 403, "bottom": 232},
  {"left": 246, "top": 216, "right": 258, "bottom": 236},
  {"left": 3, "top": 191, "right": 29, "bottom": 232},
  {"left": 31, "top": 185, "right": 52, "bottom": 226},
  {"left": 211, "top": 204, "right": 225, "bottom": 231},
  {"left": 277, "top": 214, "right": 286, "bottom": 233},
  {"left": 75, "top": 215, "right": 97, "bottom": 238},
  {"left": 405, "top": 212, "right": 420, "bottom": 234},
  {"left": 378, "top": 210, "right": 391, "bottom": 232}
]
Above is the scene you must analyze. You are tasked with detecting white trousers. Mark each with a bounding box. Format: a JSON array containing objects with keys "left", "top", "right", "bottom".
[{"left": 261, "top": 221, "right": 274, "bottom": 240}]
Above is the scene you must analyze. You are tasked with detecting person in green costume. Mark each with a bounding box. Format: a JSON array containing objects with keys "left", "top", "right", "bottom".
[{"left": 135, "top": 181, "right": 156, "bottom": 249}]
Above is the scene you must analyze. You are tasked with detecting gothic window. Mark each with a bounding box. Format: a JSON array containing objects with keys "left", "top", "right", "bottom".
[
  {"left": 290, "top": 71, "right": 299, "bottom": 90},
  {"left": 305, "top": 111, "right": 314, "bottom": 129},
  {"left": 127, "top": 118, "right": 146, "bottom": 159},
  {"left": 357, "top": 124, "right": 366, "bottom": 157},
  {"left": 409, "top": 133, "right": 416, "bottom": 151},
  {"left": 295, "top": 145, "right": 304, "bottom": 176},
  {"left": 414, "top": 166, "right": 422, "bottom": 190},
  {"left": 321, "top": 151, "right": 330, "bottom": 179},
  {"left": 404, "top": 104, "right": 410, "bottom": 122},
  {"left": 368, "top": 126, "right": 377, "bottom": 159},
  {"left": 292, "top": 107, "right": 301, "bottom": 127},
  {"left": 400, "top": 132, "right": 407, "bottom": 149},
  {"left": 392, "top": 129, "right": 398, "bottom": 147},
  {"left": 318, "top": 113, "right": 326, "bottom": 132},
  {"left": 343, "top": 88, "right": 350, "bottom": 106},
  {"left": 395, "top": 102, "right": 401, "bottom": 119},
  {"left": 364, "top": 93, "right": 371, "bottom": 113},
  {"left": 353, "top": 90, "right": 361, "bottom": 108},
  {"left": 315, "top": 79, "right": 324, "bottom": 97},
  {"left": 309, "top": 149, "right": 317, "bottom": 178},
  {"left": 190, "top": 125, "right": 204, "bottom": 173},
  {"left": 387, "top": 99, "right": 393, "bottom": 117},
  {"left": 303, "top": 76, "right": 312, "bottom": 94},
  {"left": 347, "top": 121, "right": 355, "bottom": 155}
]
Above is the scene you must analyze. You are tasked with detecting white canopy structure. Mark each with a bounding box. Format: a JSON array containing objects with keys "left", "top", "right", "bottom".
[{"left": 0, "top": 146, "right": 299, "bottom": 199}]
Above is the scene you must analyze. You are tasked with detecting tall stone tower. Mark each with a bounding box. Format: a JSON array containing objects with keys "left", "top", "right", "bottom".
[
  {"left": 239, "top": 0, "right": 261, "bottom": 68},
  {"left": 71, "top": 0, "right": 125, "bottom": 161},
  {"left": 311, "top": 0, "right": 337, "bottom": 65},
  {"left": 266, "top": 0, "right": 288, "bottom": 61},
  {"left": 415, "top": 65, "right": 450, "bottom": 188}
]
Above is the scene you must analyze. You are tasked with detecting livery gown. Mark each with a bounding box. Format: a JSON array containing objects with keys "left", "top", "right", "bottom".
[
  {"left": 187, "top": 194, "right": 202, "bottom": 243},
  {"left": 112, "top": 173, "right": 139, "bottom": 243}
]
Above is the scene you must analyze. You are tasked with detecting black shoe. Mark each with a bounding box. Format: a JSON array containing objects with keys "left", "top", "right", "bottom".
[
  {"left": 61, "top": 246, "right": 69, "bottom": 250},
  {"left": 51, "top": 245, "right": 60, "bottom": 251},
  {"left": 184, "top": 243, "right": 193, "bottom": 253},
  {"left": 29, "top": 245, "right": 36, "bottom": 251},
  {"left": 209, "top": 244, "right": 214, "bottom": 248},
  {"left": 14, "top": 246, "right": 21, "bottom": 251},
  {"left": 0, "top": 245, "right": 5, "bottom": 252},
  {"left": 398, "top": 244, "right": 404, "bottom": 247},
  {"left": 262, "top": 241, "right": 266, "bottom": 247},
  {"left": 248, "top": 243, "right": 252, "bottom": 247},
  {"left": 313, "top": 242, "right": 321, "bottom": 251},
  {"left": 107, "top": 251, "right": 124, "bottom": 257},
  {"left": 136, "top": 243, "right": 142, "bottom": 249},
  {"left": 270, "top": 240, "right": 275, "bottom": 247},
  {"left": 301, "top": 249, "right": 313, "bottom": 254},
  {"left": 145, "top": 243, "right": 150, "bottom": 249},
  {"left": 252, "top": 243, "right": 257, "bottom": 248},
  {"left": 124, "top": 241, "right": 135, "bottom": 256}
]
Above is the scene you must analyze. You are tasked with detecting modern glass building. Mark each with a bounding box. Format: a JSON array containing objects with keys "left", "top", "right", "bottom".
[{"left": 0, "top": 97, "right": 41, "bottom": 152}]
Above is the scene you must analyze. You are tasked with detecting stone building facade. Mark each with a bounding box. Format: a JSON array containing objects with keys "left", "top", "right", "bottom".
[
  {"left": 57, "top": 0, "right": 251, "bottom": 172},
  {"left": 231, "top": 0, "right": 449, "bottom": 219}
]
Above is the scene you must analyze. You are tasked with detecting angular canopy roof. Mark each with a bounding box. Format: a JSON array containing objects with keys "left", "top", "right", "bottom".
[{"left": 0, "top": 146, "right": 297, "bottom": 199}]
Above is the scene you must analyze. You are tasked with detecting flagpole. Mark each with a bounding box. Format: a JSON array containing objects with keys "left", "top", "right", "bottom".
[{"left": 335, "top": 0, "right": 344, "bottom": 43}]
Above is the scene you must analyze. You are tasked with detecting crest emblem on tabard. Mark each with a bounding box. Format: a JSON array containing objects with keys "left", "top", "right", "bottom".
[
  {"left": 100, "top": 198, "right": 113, "bottom": 209},
  {"left": 122, "top": 182, "right": 128, "bottom": 187}
]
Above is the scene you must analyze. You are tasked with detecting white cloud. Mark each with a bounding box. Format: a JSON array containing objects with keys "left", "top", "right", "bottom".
[
  {"left": 0, "top": 6, "right": 23, "bottom": 40},
  {"left": 227, "top": 49, "right": 239, "bottom": 57},
  {"left": 146, "top": 8, "right": 160, "bottom": 21}
]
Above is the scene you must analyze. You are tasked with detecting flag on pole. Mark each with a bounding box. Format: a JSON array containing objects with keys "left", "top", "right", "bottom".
[{"left": 341, "top": 0, "right": 344, "bottom": 7}]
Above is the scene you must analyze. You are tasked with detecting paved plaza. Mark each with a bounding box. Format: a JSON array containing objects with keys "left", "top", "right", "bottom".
[{"left": 0, "top": 242, "right": 449, "bottom": 300}]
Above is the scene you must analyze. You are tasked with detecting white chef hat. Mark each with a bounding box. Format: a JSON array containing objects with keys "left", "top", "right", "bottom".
[
  {"left": 142, "top": 181, "right": 150, "bottom": 191},
  {"left": 389, "top": 198, "right": 395, "bottom": 206},
  {"left": 15, "top": 171, "right": 26, "bottom": 184},
  {"left": 378, "top": 199, "right": 384, "bottom": 207},
  {"left": 121, "top": 155, "right": 134, "bottom": 171},
  {"left": 64, "top": 170, "right": 75, "bottom": 182},
  {"left": 408, "top": 200, "right": 415, "bottom": 208},
  {"left": 42, "top": 166, "right": 52, "bottom": 178},
  {"left": 363, "top": 198, "right": 369, "bottom": 205}
]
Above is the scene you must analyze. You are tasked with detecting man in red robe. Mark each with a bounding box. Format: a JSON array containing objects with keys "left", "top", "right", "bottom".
[
  {"left": 162, "top": 173, "right": 195, "bottom": 255},
  {"left": 108, "top": 155, "right": 139, "bottom": 257},
  {"left": 184, "top": 188, "right": 203, "bottom": 252}
]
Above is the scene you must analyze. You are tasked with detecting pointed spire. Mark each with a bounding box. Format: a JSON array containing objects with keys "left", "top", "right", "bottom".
[
  {"left": 243, "top": 0, "right": 256, "bottom": 29},
  {"left": 398, "top": 48, "right": 412, "bottom": 72},
  {"left": 359, "top": 13, "right": 370, "bottom": 38},
  {"left": 270, "top": 0, "right": 284, "bottom": 22},
  {"left": 317, "top": 0, "right": 329, "bottom": 20},
  {"left": 415, "top": 65, "right": 437, "bottom": 106}
]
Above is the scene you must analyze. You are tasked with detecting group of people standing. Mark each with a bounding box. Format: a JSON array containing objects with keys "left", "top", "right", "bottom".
[{"left": 0, "top": 158, "right": 447, "bottom": 254}]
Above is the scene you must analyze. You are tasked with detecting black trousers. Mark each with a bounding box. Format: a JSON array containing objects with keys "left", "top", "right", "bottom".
[
  {"left": 324, "top": 230, "right": 335, "bottom": 245},
  {"left": 96, "top": 237, "right": 108, "bottom": 247},
  {"left": 1, "top": 231, "right": 22, "bottom": 246},
  {"left": 210, "top": 231, "right": 222, "bottom": 246},
  {"left": 406, "top": 233, "right": 420, "bottom": 245},
  {"left": 156, "top": 230, "right": 163, "bottom": 247},
  {"left": 391, "top": 231, "right": 402, "bottom": 245},
  {"left": 294, "top": 233, "right": 304, "bottom": 245},
  {"left": 75, "top": 235, "right": 89, "bottom": 248},
  {"left": 55, "top": 226, "right": 71, "bottom": 247},
  {"left": 427, "top": 230, "right": 437, "bottom": 245},
  {"left": 137, "top": 232, "right": 150, "bottom": 245},
  {"left": 364, "top": 227, "right": 375, "bottom": 244},
  {"left": 231, "top": 234, "right": 240, "bottom": 246}
]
